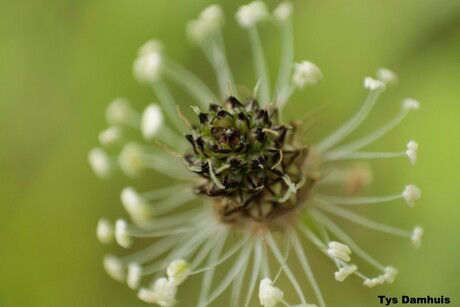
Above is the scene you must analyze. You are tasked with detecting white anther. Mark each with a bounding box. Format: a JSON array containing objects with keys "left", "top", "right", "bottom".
[
  {"left": 403, "top": 184, "right": 421, "bottom": 207},
  {"left": 327, "top": 241, "right": 352, "bottom": 262},
  {"left": 103, "top": 254, "right": 125, "bottom": 282},
  {"left": 334, "top": 264, "right": 358, "bottom": 282},
  {"left": 259, "top": 278, "right": 284, "bottom": 307},
  {"left": 166, "top": 259, "right": 190, "bottom": 286},
  {"left": 99, "top": 126, "right": 122, "bottom": 146},
  {"left": 115, "top": 218, "right": 132, "bottom": 248},
  {"left": 292, "top": 61, "right": 323, "bottom": 88},
  {"left": 88, "top": 147, "right": 112, "bottom": 178},
  {"left": 200, "top": 4, "right": 225, "bottom": 27},
  {"left": 121, "top": 187, "right": 152, "bottom": 225},
  {"left": 376, "top": 67, "right": 398, "bottom": 86},
  {"left": 363, "top": 275, "right": 385, "bottom": 288},
  {"left": 411, "top": 226, "right": 424, "bottom": 248},
  {"left": 138, "top": 278, "right": 177, "bottom": 307},
  {"left": 273, "top": 2, "right": 293, "bottom": 22},
  {"left": 402, "top": 98, "right": 420, "bottom": 111},
  {"left": 236, "top": 1, "right": 269, "bottom": 28},
  {"left": 406, "top": 140, "right": 418, "bottom": 165},
  {"left": 106, "top": 98, "right": 131, "bottom": 125},
  {"left": 364, "top": 76, "right": 386, "bottom": 91},
  {"left": 141, "top": 104, "right": 163, "bottom": 140},
  {"left": 96, "top": 218, "right": 114, "bottom": 244},
  {"left": 133, "top": 40, "right": 163, "bottom": 84},
  {"left": 187, "top": 5, "right": 225, "bottom": 43},
  {"left": 383, "top": 266, "right": 398, "bottom": 283},
  {"left": 127, "top": 262, "right": 142, "bottom": 289},
  {"left": 118, "top": 143, "right": 145, "bottom": 177}
]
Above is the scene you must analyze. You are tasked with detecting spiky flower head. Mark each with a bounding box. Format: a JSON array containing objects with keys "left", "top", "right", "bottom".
[
  {"left": 184, "top": 96, "right": 312, "bottom": 227},
  {"left": 89, "top": 2, "right": 423, "bottom": 306}
]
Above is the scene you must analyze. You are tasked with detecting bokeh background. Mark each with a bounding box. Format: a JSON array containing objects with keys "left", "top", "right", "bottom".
[{"left": 1, "top": 0, "right": 460, "bottom": 306}]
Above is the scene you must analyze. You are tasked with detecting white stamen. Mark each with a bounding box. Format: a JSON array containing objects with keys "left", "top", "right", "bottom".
[
  {"left": 99, "top": 126, "right": 122, "bottom": 146},
  {"left": 106, "top": 98, "right": 132, "bottom": 125},
  {"left": 141, "top": 104, "right": 163, "bottom": 140},
  {"left": 133, "top": 40, "right": 163, "bottom": 84},
  {"left": 236, "top": 1, "right": 269, "bottom": 28},
  {"left": 402, "top": 184, "right": 421, "bottom": 207},
  {"left": 363, "top": 276, "right": 385, "bottom": 288},
  {"left": 273, "top": 2, "right": 293, "bottom": 22},
  {"left": 166, "top": 259, "right": 190, "bottom": 286},
  {"left": 103, "top": 254, "right": 125, "bottom": 282},
  {"left": 127, "top": 262, "right": 142, "bottom": 289},
  {"left": 115, "top": 218, "right": 132, "bottom": 248},
  {"left": 383, "top": 266, "right": 398, "bottom": 283},
  {"left": 121, "top": 187, "right": 153, "bottom": 225},
  {"left": 138, "top": 278, "right": 177, "bottom": 307},
  {"left": 334, "top": 265, "right": 358, "bottom": 282},
  {"left": 406, "top": 140, "right": 418, "bottom": 165},
  {"left": 364, "top": 76, "right": 386, "bottom": 92},
  {"left": 411, "top": 226, "right": 424, "bottom": 248},
  {"left": 292, "top": 61, "right": 323, "bottom": 88},
  {"left": 403, "top": 98, "right": 420, "bottom": 111},
  {"left": 327, "top": 241, "right": 352, "bottom": 262},
  {"left": 118, "top": 143, "right": 145, "bottom": 177},
  {"left": 88, "top": 148, "right": 112, "bottom": 178},
  {"left": 258, "top": 278, "right": 284, "bottom": 307},
  {"left": 376, "top": 67, "right": 398, "bottom": 86},
  {"left": 97, "top": 218, "right": 114, "bottom": 244}
]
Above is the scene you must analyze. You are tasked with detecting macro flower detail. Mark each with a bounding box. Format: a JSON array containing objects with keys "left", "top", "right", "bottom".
[{"left": 89, "top": 2, "right": 422, "bottom": 306}]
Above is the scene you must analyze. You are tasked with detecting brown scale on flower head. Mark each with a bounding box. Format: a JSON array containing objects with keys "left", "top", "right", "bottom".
[{"left": 183, "top": 96, "right": 317, "bottom": 230}]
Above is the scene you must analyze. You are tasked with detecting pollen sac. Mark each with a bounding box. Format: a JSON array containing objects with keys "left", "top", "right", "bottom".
[{"left": 184, "top": 96, "right": 315, "bottom": 226}]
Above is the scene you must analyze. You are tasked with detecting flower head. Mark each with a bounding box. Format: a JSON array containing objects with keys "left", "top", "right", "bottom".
[{"left": 90, "top": 2, "right": 422, "bottom": 306}]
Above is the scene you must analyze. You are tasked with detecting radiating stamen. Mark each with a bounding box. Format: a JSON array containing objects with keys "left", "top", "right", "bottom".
[
  {"left": 291, "top": 232, "right": 326, "bottom": 307},
  {"left": 266, "top": 233, "right": 307, "bottom": 305},
  {"left": 325, "top": 100, "right": 419, "bottom": 160},
  {"left": 316, "top": 79, "right": 385, "bottom": 153}
]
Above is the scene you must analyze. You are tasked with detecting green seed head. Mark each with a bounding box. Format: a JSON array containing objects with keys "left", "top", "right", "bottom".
[{"left": 184, "top": 96, "right": 315, "bottom": 228}]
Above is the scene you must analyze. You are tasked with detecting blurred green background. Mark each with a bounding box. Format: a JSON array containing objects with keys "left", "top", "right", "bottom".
[{"left": 1, "top": 0, "right": 460, "bottom": 306}]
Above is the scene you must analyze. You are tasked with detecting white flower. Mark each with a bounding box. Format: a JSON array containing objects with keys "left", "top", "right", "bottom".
[
  {"left": 127, "top": 262, "right": 142, "bottom": 289},
  {"left": 273, "top": 2, "right": 293, "bottom": 22},
  {"left": 141, "top": 104, "right": 163, "bottom": 140},
  {"left": 138, "top": 278, "right": 177, "bottom": 307},
  {"left": 259, "top": 278, "right": 284, "bottom": 307},
  {"left": 166, "top": 260, "right": 190, "bottom": 286},
  {"left": 292, "top": 61, "right": 323, "bottom": 88},
  {"left": 103, "top": 254, "right": 125, "bottom": 282},
  {"left": 364, "top": 76, "right": 386, "bottom": 91},
  {"left": 403, "top": 184, "right": 421, "bottom": 207},
  {"left": 236, "top": 1, "right": 269, "bottom": 28},
  {"left": 376, "top": 67, "right": 398, "bottom": 86},
  {"left": 88, "top": 148, "right": 111, "bottom": 178},
  {"left": 115, "top": 218, "right": 132, "bottom": 248},
  {"left": 92, "top": 2, "right": 422, "bottom": 306},
  {"left": 96, "top": 218, "right": 114, "bottom": 244},
  {"left": 406, "top": 140, "right": 418, "bottom": 165}
]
